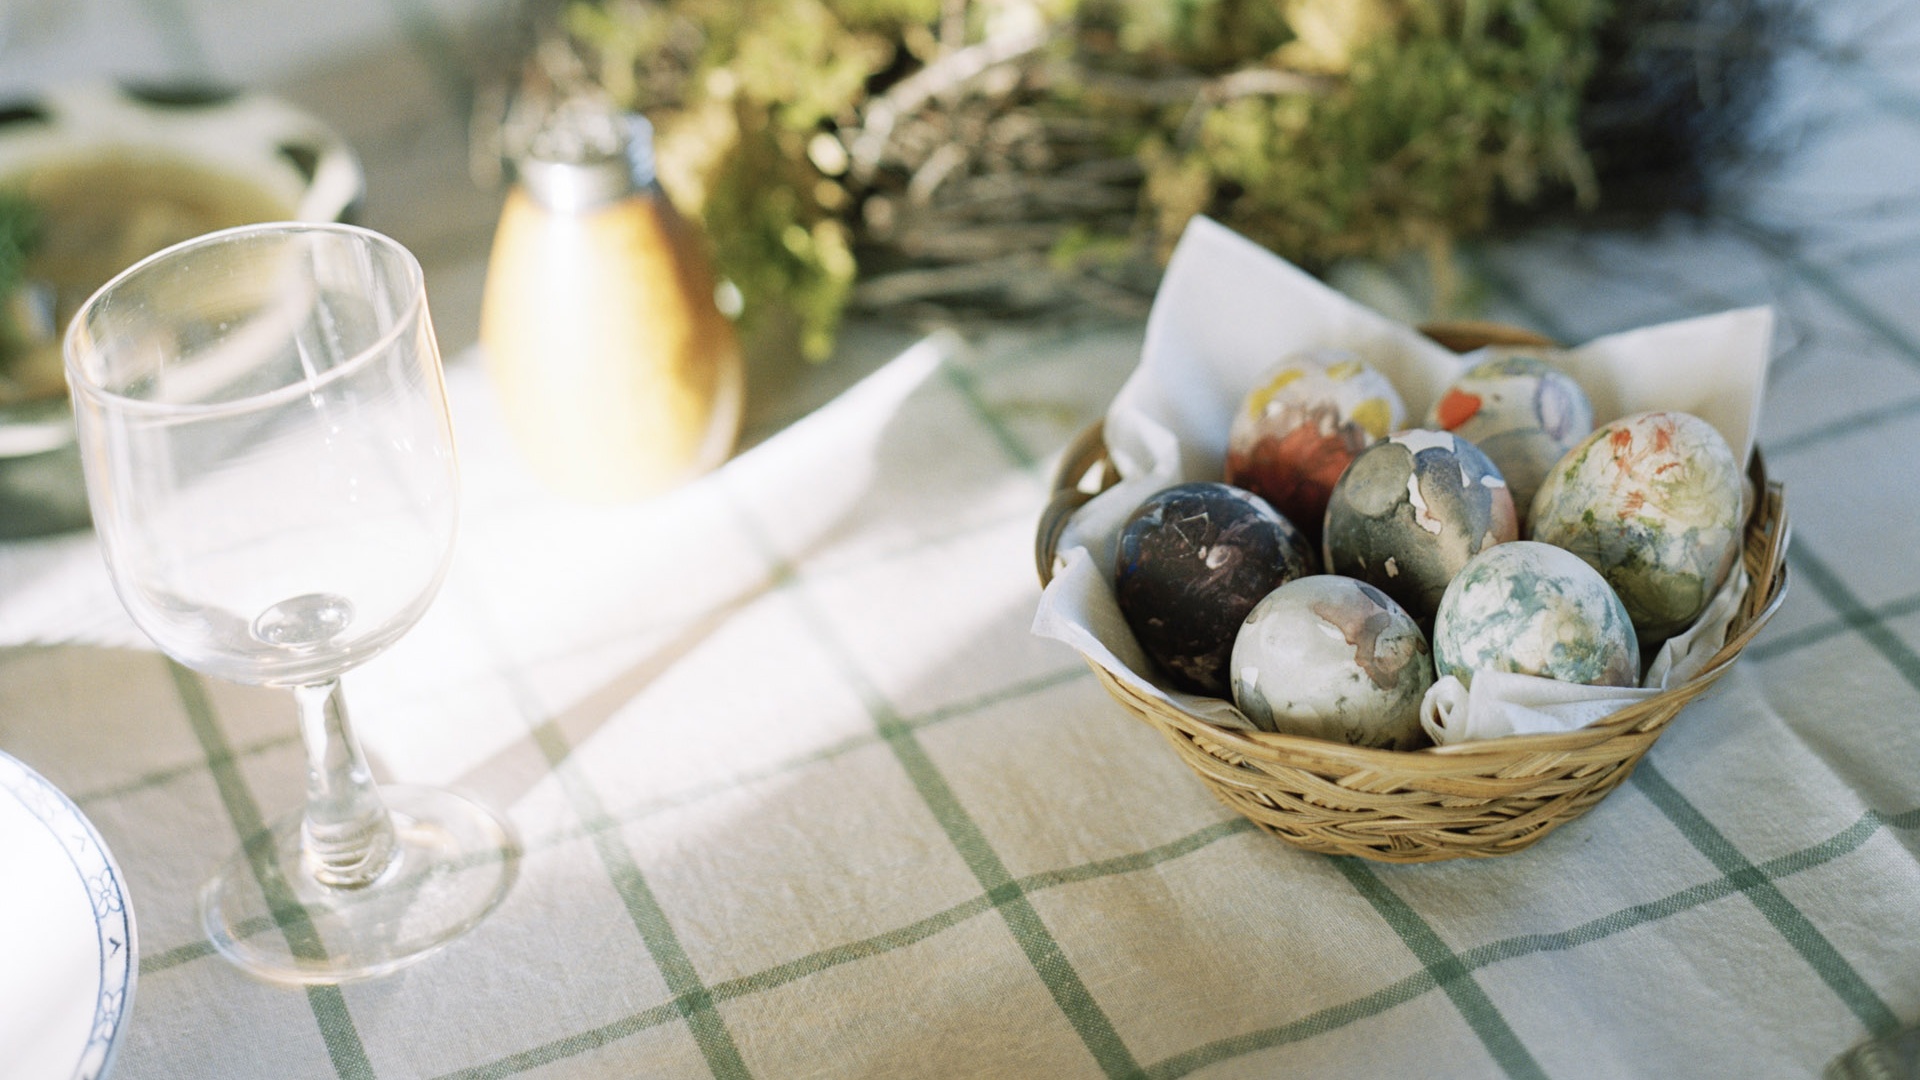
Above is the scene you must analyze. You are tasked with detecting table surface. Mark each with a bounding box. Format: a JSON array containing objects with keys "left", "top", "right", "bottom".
[{"left": 5, "top": 3, "right": 1920, "bottom": 1079}]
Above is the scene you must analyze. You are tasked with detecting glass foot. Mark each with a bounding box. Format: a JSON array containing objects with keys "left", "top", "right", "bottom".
[{"left": 201, "top": 785, "right": 520, "bottom": 984}]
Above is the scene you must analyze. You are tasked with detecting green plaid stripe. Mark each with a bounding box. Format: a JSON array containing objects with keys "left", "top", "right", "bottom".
[
  {"left": 877, "top": 724, "right": 1144, "bottom": 1078},
  {"left": 1765, "top": 395, "right": 1920, "bottom": 457},
  {"left": 446, "top": 600, "right": 753, "bottom": 1080},
  {"left": 1788, "top": 545, "right": 1920, "bottom": 695},
  {"left": 1464, "top": 245, "right": 1698, "bottom": 346},
  {"left": 725, "top": 485, "right": 1146, "bottom": 1079},
  {"left": 1633, "top": 761, "right": 1899, "bottom": 1036},
  {"left": 432, "top": 1000, "right": 685, "bottom": 1080},
  {"left": 1334, "top": 860, "right": 1548, "bottom": 1079},
  {"left": 1747, "top": 590, "right": 1920, "bottom": 664},
  {"left": 1344, "top": 853, "right": 1551, "bottom": 1068},
  {"left": 165, "top": 662, "right": 377, "bottom": 1080},
  {"left": 524, "top": 718, "right": 755, "bottom": 1080},
  {"left": 1151, "top": 801, "right": 1920, "bottom": 1078},
  {"left": 420, "top": 791, "right": 1920, "bottom": 1079},
  {"left": 1731, "top": 218, "right": 1920, "bottom": 372},
  {"left": 941, "top": 360, "right": 1041, "bottom": 473},
  {"left": 73, "top": 731, "right": 301, "bottom": 808}
]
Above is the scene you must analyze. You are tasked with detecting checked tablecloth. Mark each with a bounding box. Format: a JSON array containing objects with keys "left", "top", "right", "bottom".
[{"left": 6, "top": 1, "right": 1920, "bottom": 1078}]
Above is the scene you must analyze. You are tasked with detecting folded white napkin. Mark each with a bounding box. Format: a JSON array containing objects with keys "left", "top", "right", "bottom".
[{"left": 1032, "top": 216, "right": 1773, "bottom": 742}]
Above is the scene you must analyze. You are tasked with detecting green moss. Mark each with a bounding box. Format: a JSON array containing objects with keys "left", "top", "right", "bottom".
[
  {"left": 0, "top": 190, "right": 43, "bottom": 363},
  {"left": 1182, "top": 0, "right": 1603, "bottom": 269}
]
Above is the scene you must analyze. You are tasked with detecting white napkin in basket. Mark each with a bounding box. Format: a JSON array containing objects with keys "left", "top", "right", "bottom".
[{"left": 1031, "top": 215, "right": 1773, "bottom": 742}]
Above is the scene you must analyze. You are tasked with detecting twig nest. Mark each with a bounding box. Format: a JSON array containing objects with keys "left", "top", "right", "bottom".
[
  {"left": 1225, "top": 347, "right": 1405, "bottom": 546},
  {"left": 1528, "top": 410, "right": 1744, "bottom": 643},
  {"left": 1433, "top": 540, "right": 1640, "bottom": 688},
  {"left": 1230, "top": 575, "right": 1433, "bottom": 749},
  {"left": 1424, "top": 349, "right": 1594, "bottom": 529},
  {"left": 1322, "top": 430, "right": 1519, "bottom": 625},
  {"left": 1114, "top": 482, "right": 1317, "bottom": 696}
]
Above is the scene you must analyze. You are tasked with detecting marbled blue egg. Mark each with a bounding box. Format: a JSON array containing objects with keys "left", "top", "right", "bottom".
[
  {"left": 1115, "top": 482, "right": 1317, "bottom": 696},
  {"left": 1433, "top": 541, "right": 1640, "bottom": 688}
]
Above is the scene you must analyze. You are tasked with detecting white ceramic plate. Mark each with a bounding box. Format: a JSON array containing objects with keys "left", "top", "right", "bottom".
[{"left": 0, "top": 750, "right": 136, "bottom": 1080}]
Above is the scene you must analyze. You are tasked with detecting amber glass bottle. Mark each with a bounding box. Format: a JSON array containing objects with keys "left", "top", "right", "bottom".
[{"left": 480, "top": 112, "right": 742, "bottom": 501}]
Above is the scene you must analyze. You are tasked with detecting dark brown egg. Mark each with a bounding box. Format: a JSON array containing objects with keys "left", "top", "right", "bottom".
[{"left": 1114, "top": 482, "right": 1316, "bottom": 696}]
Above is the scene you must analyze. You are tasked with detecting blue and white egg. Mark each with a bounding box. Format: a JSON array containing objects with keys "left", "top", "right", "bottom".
[{"left": 1432, "top": 541, "right": 1640, "bottom": 688}]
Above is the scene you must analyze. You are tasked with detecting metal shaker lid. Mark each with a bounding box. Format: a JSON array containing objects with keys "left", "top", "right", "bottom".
[{"left": 516, "top": 97, "right": 655, "bottom": 213}]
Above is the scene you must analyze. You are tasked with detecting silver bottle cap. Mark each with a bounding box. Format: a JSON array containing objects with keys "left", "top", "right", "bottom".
[
  {"left": 519, "top": 153, "right": 631, "bottom": 213},
  {"left": 516, "top": 102, "right": 655, "bottom": 214}
]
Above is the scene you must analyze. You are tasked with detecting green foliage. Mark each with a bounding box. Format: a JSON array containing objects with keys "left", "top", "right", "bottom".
[
  {"left": 698, "top": 102, "right": 858, "bottom": 360},
  {"left": 1078, "top": 0, "right": 1293, "bottom": 68},
  {"left": 567, "top": 0, "right": 1611, "bottom": 357},
  {"left": 1182, "top": 0, "right": 1604, "bottom": 269},
  {"left": 567, "top": 0, "right": 885, "bottom": 358}
]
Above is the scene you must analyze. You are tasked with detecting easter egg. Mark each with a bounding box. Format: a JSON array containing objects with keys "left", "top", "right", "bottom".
[
  {"left": 1230, "top": 575, "right": 1433, "bottom": 749},
  {"left": 1432, "top": 541, "right": 1640, "bottom": 688},
  {"left": 1528, "top": 410, "right": 1743, "bottom": 643},
  {"left": 1322, "top": 430, "right": 1519, "bottom": 624},
  {"left": 1115, "top": 482, "right": 1317, "bottom": 696},
  {"left": 1424, "top": 350, "right": 1594, "bottom": 528},
  {"left": 1225, "top": 348, "right": 1405, "bottom": 545}
]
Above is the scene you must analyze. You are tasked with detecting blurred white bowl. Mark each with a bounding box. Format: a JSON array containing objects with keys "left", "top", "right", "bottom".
[{"left": 0, "top": 80, "right": 362, "bottom": 538}]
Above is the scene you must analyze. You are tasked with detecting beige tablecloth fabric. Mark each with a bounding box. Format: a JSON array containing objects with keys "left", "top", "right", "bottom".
[{"left": 5, "top": 2, "right": 1920, "bottom": 1078}]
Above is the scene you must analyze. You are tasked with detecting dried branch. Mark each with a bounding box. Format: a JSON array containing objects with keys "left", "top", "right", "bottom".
[
  {"left": 1175, "top": 66, "right": 1337, "bottom": 146},
  {"left": 848, "top": 22, "right": 1056, "bottom": 181}
]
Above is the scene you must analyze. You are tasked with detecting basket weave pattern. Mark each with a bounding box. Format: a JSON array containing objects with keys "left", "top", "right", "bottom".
[{"left": 1037, "top": 325, "right": 1790, "bottom": 863}]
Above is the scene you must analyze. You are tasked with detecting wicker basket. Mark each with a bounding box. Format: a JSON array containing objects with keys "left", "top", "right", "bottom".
[{"left": 1034, "top": 323, "right": 1791, "bottom": 863}]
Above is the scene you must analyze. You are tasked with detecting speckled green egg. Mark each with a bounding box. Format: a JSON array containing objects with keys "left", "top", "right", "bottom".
[
  {"left": 1528, "top": 410, "right": 1743, "bottom": 643},
  {"left": 1424, "top": 350, "right": 1594, "bottom": 529},
  {"left": 1322, "top": 430, "right": 1520, "bottom": 625},
  {"left": 1433, "top": 541, "right": 1640, "bottom": 688},
  {"left": 1226, "top": 347, "right": 1406, "bottom": 546},
  {"left": 1230, "top": 575, "right": 1433, "bottom": 749}
]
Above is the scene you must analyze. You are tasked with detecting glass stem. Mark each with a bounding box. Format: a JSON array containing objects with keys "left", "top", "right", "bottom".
[{"left": 294, "top": 679, "right": 397, "bottom": 889}]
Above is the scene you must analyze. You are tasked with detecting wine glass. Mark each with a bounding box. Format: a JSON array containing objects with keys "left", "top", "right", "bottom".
[{"left": 64, "top": 221, "right": 519, "bottom": 984}]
